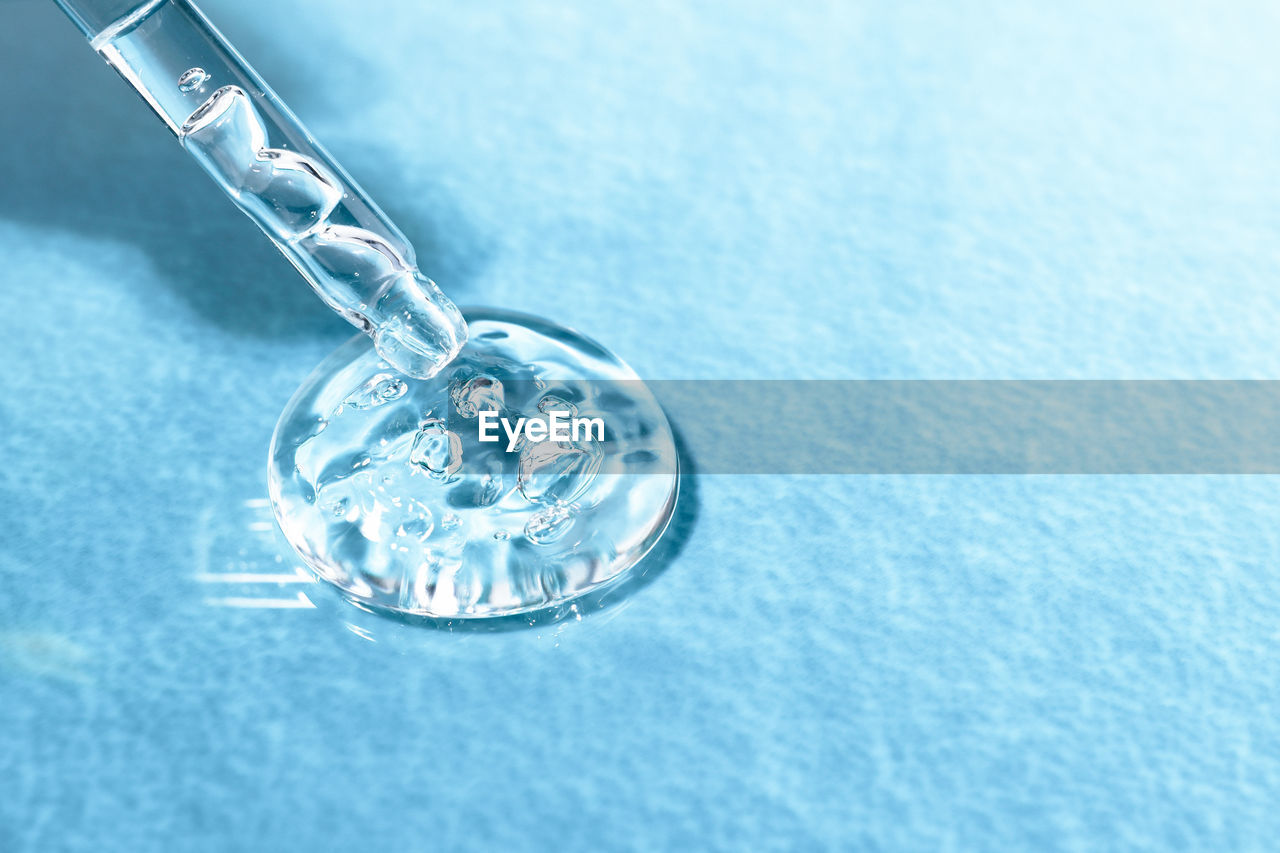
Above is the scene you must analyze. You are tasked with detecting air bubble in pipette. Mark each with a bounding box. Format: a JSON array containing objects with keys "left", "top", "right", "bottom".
[{"left": 177, "top": 67, "right": 209, "bottom": 93}]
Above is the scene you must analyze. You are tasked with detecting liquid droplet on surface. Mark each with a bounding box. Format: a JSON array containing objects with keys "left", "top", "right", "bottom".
[
  {"left": 177, "top": 67, "right": 209, "bottom": 93},
  {"left": 268, "top": 309, "right": 679, "bottom": 619}
]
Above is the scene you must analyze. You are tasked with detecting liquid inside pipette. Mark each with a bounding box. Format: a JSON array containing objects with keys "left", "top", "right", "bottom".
[
  {"left": 81, "top": 0, "right": 467, "bottom": 378},
  {"left": 180, "top": 84, "right": 465, "bottom": 376}
]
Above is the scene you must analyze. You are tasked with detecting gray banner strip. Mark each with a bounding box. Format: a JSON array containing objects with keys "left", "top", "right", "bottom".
[{"left": 645, "top": 381, "right": 1280, "bottom": 473}]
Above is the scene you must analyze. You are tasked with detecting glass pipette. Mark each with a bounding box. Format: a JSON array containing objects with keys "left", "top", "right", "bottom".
[{"left": 54, "top": 0, "right": 467, "bottom": 379}]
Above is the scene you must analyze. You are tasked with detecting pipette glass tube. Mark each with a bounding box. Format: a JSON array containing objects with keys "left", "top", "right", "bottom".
[{"left": 55, "top": 0, "right": 467, "bottom": 379}]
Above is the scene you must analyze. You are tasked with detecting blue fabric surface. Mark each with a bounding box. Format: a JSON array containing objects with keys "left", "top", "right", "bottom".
[{"left": 3, "top": 0, "right": 1280, "bottom": 849}]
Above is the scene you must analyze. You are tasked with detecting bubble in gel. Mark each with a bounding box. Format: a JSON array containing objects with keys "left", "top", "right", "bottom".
[
  {"left": 342, "top": 373, "right": 407, "bottom": 410},
  {"left": 537, "top": 395, "right": 578, "bottom": 417},
  {"left": 409, "top": 419, "right": 461, "bottom": 478},
  {"left": 524, "top": 504, "right": 575, "bottom": 545},
  {"left": 451, "top": 373, "right": 505, "bottom": 419},
  {"left": 394, "top": 499, "right": 434, "bottom": 541},
  {"left": 517, "top": 437, "right": 603, "bottom": 506},
  {"left": 465, "top": 453, "right": 506, "bottom": 508},
  {"left": 493, "top": 531, "right": 510, "bottom": 541},
  {"left": 323, "top": 496, "right": 351, "bottom": 520},
  {"left": 177, "top": 67, "right": 209, "bottom": 92}
]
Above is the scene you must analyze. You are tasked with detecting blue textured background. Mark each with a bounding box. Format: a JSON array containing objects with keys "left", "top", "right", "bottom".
[{"left": 4, "top": 0, "right": 1280, "bottom": 849}]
